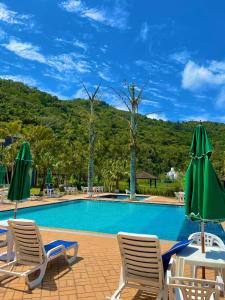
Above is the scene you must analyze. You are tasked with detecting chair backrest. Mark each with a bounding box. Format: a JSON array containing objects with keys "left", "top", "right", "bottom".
[
  {"left": 8, "top": 219, "right": 46, "bottom": 266},
  {"left": 188, "top": 232, "right": 225, "bottom": 248},
  {"left": 117, "top": 232, "right": 164, "bottom": 290},
  {"left": 168, "top": 277, "right": 219, "bottom": 300}
]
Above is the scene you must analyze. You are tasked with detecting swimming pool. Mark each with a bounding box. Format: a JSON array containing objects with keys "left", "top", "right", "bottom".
[
  {"left": 1, "top": 200, "right": 224, "bottom": 242},
  {"left": 98, "top": 194, "right": 148, "bottom": 200}
]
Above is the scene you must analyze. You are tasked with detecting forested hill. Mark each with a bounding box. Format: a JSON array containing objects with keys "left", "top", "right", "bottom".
[{"left": 0, "top": 79, "right": 225, "bottom": 177}]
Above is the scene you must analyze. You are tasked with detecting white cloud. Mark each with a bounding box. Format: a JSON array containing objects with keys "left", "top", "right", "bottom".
[
  {"left": 0, "top": 74, "right": 37, "bottom": 86},
  {"left": 216, "top": 87, "right": 225, "bottom": 108},
  {"left": 0, "top": 27, "right": 6, "bottom": 40},
  {"left": 73, "top": 87, "right": 86, "bottom": 98},
  {"left": 48, "top": 54, "right": 90, "bottom": 73},
  {"left": 40, "top": 87, "right": 69, "bottom": 100},
  {"left": 182, "top": 60, "right": 225, "bottom": 91},
  {"left": 60, "top": 0, "right": 82, "bottom": 12},
  {"left": 170, "top": 50, "right": 190, "bottom": 64},
  {"left": 2, "top": 38, "right": 91, "bottom": 74},
  {"left": 140, "top": 22, "right": 149, "bottom": 41},
  {"left": 83, "top": 8, "right": 105, "bottom": 22},
  {"left": 147, "top": 113, "right": 167, "bottom": 121},
  {"left": 73, "top": 40, "right": 87, "bottom": 51},
  {"left": 0, "top": 2, "right": 32, "bottom": 27},
  {"left": 60, "top": 0, "right": 128, "bottom": 30},
  {"left": 3, "top": 39, "right": 46, "bottom": 63},
  {"left": 142, "top": 99, "right": 159, "bottom": 107},
  {"left": 97, "top": 71, "right": 111, "bottom": 82}
]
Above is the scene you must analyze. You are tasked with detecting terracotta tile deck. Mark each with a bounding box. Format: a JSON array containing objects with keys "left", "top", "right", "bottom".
[
  {"left": 0, "top": 194, "right": 224, "bottom": 299},
  {"left": 0, "top": 230, "right": 224, "bottom": 300}
]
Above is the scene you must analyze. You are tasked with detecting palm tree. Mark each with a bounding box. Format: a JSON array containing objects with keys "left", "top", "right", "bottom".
[{"left": 82, "top": 84, "right": 100, "bottom": 197}]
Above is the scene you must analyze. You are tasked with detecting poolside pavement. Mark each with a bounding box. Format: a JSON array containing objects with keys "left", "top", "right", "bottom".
[
  {"left": 0, "top": 229, "right": 224, "bottom": 300},
  {"left": 0, "top": 193, "right": 224, "bottom": 299}
]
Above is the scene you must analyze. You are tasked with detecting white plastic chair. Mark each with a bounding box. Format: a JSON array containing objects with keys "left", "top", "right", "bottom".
[
  {"left": 125, "top": 189, "right": 130, "bottom": 194},
  {"left": 108, "top": 232, "right": 170, "bottom": 300},
  {"left": 189, "top": 232, "right": 225, "bottom": 249},
  {"left": 166, "top": 259, "right": 224, "bottom": 300},
  {"left": 188, "top": 232, "right": 225, "bottom": 285},
  {"left": 0, "top": 219, "right": 78, "bottom": 289},
  {"left": 168, "top": 277, "right": 222, "bottom": 300}
]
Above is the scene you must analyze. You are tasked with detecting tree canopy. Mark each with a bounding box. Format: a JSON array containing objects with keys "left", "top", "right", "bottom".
[{"left": 0, "top": 78, "right": 225, "bottom": 188}]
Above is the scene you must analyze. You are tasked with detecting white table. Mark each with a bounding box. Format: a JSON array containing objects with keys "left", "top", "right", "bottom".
[
  {"left": 0, "top": 220, "right": 14, "bottom": 262},
  {"left": 176, "top": 245, "right": 225, "bottom": 278}
]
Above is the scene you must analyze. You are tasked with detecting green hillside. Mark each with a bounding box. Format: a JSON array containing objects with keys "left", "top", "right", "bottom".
[{"left": 0, "top": 79, "right": 225, "bottom": 187}]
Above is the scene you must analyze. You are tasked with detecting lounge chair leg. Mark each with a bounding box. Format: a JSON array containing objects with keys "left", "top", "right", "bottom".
[
  {"left": 156, "top": 291, "right": 163, "bottom": 300},
  {"left": 163, "top": 286, "right": 168, "bottom": 300},
  {"left": 26, "top": 263, "right": 47, "bottom": 289},
  {"left": 109, "top": 282, "right": 125, "bottom": 299},
  {"left": 65, "top": 245, "right": 78, "bottom": 264}
]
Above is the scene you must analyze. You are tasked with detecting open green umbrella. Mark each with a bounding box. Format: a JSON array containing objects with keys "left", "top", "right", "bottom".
[
  {"left": 45, "top": 168, "right": 52, "bottom": 186},
  {"left": 0, "top": 164, "right": 6, "bottom": 186},
  {"left": 185, "top": 124, "right": 225, "bottom": 277},
  {"left": 8, "top": 142, "right": 32, "bottom": 218}
]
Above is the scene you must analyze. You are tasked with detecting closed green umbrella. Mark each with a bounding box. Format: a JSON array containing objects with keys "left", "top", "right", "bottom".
[
  {"left": 8, "top": 142, "right": 32, "bottom": 218},
  {"left": 45, "top": 168, "right": 52, "bottom": 186},
  {"left": 0, "top": 164, "right": 6, "bottom": 186},
  {"left": 185, "top": 124, "right": 225, "bottom": 277}
]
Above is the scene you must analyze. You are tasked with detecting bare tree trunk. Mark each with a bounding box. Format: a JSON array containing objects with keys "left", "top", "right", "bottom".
[
  {"left": 112, "top": 83, "right": 142, "bottom": 200},
  {"left": 88, "top": 101, "right": 95, "bottom": 197},
  {"left": 82, "top": 84, "right": 100, "bottom": 198},
  {"left": 130, "top": 143, "right": 136, "bottom": 198},
  {"left": 130, "top": 85, "right": 137, "bottom": 199}
]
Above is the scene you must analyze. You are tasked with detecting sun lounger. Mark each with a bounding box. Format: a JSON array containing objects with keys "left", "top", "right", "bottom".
[
  {"left": 0, "top": 219, "right": 78, "bottom": 289},
  {"left": 109, "top": 232, "right": 170, "bottom": 300}
]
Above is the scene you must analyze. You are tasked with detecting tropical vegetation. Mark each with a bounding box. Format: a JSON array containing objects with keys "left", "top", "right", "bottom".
[{"left": 0, "top": 79, "right": 225, "bottom": 194}]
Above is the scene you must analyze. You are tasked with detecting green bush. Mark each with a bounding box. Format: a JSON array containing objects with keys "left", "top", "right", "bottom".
[{"left": 118, "top": 180, "right": 182, "bottom": 197}]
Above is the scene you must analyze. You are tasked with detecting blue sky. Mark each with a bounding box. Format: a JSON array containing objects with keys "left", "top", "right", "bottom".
[{"left": 0, "top": 0, "right": 225, "bottom": 122}]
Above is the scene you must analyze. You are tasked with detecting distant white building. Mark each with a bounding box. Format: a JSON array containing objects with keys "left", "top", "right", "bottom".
[{"left": 167, "top": 167, "right": 178, "bottom": 181}]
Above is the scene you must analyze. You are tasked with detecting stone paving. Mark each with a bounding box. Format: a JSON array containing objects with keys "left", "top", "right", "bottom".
[
  {"left": 0, "top": 230, "right": 223, "bottom": 300},
  {"left": 0, "top": 194, "right": 224, "bottom": 299}
]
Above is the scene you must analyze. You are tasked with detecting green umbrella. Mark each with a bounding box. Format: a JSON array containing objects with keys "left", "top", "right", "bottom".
[
  {"left": 8, "top": 142, "right": 32, "bottom": 218},
  {"left": 185, "top": 124, "right": 225, "bottom": 277},
  {"left": 45, "top": 168, "right": 52, "bottom": 185},
  {"left": 0, "top": 164, "right": 6, "bottom": 186}
]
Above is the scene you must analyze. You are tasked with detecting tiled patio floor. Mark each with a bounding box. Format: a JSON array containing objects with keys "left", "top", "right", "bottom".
[
  {"left": 0, "top": 195, "right": 224, "bottom": 299},
  {"left": 0, "top": 229, "right": 223, "bottom": 300}
]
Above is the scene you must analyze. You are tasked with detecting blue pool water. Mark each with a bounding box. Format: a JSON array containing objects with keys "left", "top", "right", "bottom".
[
  {"left": 1, "top": 200, "right": 225, "bottom": 241},
  {"left": 99, "top": 194, "right": 148, "bottom": 200}
]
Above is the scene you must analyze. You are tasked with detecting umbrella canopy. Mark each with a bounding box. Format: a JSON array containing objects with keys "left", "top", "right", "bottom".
[
  {"left": 8, "top": 142, "right": 32, "bottom": 201},
  {"left": 45, "top": 168, "right": 52, "bottom": 185},
  {"left": 185, "top": 125, "right": 225, "bottom": 222},
  {"left": 0, "top": 164, "right": 6, "bottom": 186}
]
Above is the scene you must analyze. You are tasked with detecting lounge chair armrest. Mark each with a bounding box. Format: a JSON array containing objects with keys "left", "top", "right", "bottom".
[
  {"left": 165, "top": 258, "right": 175, "bottom": 284},
  {"left": 216, "top": 275, "right": 224, "bottom": 292},
  {"left": 46, "top": 245, "right": 66, "bottom": 258}
]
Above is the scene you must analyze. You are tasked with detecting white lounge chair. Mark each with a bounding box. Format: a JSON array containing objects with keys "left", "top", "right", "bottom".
[
  {"left": 109, "top": 232, "right": 169, "bottom": 300},
  {"left": 125, "top": 189, "right": 130, "bottom": 194},
  {"left": 0, "top": 219, "right": 78, "bottom": 289}
]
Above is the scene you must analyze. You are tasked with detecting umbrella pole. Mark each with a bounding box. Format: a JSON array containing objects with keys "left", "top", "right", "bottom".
[
  {"left": 201, "top": 221, "right": 206, "bottom": 279},
  {"left": 14, "top": 201, "right": 17, "bottom": 219}
]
